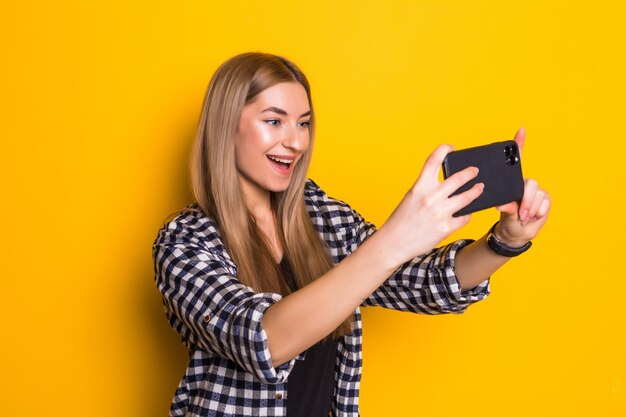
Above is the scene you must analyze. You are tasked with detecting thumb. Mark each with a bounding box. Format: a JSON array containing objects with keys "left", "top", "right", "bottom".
[
  {"left": 418, "top": 144, "right": 453, "bottom": 183},
  {"left": 496, "top": 200, "right": 519, "bottom": 215}
]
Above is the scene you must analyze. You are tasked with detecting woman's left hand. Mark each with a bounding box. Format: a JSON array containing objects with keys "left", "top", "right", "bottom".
[{"left": 494, "top": 128, "right": 551, "bottom": 247}]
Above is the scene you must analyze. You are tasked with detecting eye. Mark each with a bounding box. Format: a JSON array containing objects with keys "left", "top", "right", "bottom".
[
  {"left": 299, "top": 120, "right": 311, "bottom": 128},
  {"left": 265, "top": 119, "right": 280, "bottom": 126}
]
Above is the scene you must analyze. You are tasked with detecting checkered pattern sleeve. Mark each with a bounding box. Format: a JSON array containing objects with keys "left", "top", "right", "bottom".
[
  {"left": 152, "top": 208, "right": 296, "bottom": 385},
  {"left": 304, "top": 180, "right": 490, "bottom": 315},
  {"left": 362, "top": 238, "right": 491, "bottom": 314},
  {"left": 350, "top": 208, "right": 490, "bottom": 314}
]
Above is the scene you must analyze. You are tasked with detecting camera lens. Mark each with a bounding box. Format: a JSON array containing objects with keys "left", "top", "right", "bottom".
[
  {"left": 511, "top": 145, "right": 517, "bottom": 155},
  {"left": 508, "top": 155, "right": 518, "bottom": 165},
  {"left": 505, "top": 147, "right": 511, "bottom": 156}
]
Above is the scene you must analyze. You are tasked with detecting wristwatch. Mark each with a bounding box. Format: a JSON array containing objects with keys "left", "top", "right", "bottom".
[{"left": 486, "top": 222, "right": 532, "bottom": 257}]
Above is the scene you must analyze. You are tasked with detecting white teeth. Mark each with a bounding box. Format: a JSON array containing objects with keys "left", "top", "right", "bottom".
[{"left": 267, "top": 155, "right": 293, "bottom": 164}]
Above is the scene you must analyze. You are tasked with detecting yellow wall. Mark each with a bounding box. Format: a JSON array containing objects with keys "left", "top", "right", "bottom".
[{"left": 3, "top": 1, "right": 625, "bottom": 416}]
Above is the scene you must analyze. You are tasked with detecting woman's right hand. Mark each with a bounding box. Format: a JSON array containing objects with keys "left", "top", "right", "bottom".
[{"left": 377, "top": 144, "right": 484, "bottom": 268}]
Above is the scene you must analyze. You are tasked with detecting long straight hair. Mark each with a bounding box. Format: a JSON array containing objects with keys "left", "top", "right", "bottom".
[{"left": 190, "top": 52, "right": 352, "bottom": 339}]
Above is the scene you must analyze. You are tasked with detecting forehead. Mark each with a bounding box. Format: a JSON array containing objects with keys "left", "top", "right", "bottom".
[{"left": 246, "top": 82, "right": 310, "bottom": 113}]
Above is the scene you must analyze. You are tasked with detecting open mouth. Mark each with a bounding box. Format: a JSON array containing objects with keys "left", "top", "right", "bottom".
[{"left": 267, "top": 155, "right": 295, "bottom": 171}]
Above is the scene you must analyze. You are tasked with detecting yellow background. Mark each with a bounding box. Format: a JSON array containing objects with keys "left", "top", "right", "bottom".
[{"left": 2, "top": 1, "right": 625, "bottom": 416}]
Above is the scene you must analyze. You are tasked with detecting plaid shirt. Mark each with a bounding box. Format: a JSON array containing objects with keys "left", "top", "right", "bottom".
[{"left": 152, "top": 179, "right": 490, "bottom": 417}]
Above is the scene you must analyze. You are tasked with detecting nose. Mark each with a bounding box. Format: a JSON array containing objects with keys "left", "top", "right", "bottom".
[{"left": 281, "top": 123, "right": 309, "bottom": 153}]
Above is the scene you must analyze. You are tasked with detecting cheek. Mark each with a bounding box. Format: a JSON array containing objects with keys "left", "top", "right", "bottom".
[
  {"left": 256, "top": 125, "right": 279, "bottom": 148},
  {"left": 235, "top": 129, "right": 271, "bottom": 169},
  {"left": 234, "top": 140, "right": 257, "bottom": 172},
  {"left": 240, "top": 123, "right": 277, "bottom": 151}
]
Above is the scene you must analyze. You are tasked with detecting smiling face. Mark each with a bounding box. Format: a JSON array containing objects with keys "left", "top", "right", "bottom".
[{"left": 234, "top": 81, "right": 312, "bottom": 205}]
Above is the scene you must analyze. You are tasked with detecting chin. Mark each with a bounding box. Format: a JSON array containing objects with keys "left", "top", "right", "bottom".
[
  {"left": 264, "top": 172, "right": 297, "bottom": 191},
  {"left": 267, "top": 180, "right": 292, "bottom": 193}
]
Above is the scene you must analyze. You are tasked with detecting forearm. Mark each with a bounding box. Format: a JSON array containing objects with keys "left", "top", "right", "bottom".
[
  {"left": 262, "top": 229, "right": 398, "bottom": 367},
  {"left": 455, "top": 220, "right": 535, "bottom": 290},
  {"left": 453, "top": 234, "right": 508, "bottom": 291}
]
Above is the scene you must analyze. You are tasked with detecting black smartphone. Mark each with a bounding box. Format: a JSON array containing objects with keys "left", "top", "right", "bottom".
[{"left": 442, "top": 140, "right": 524, "bottom": 216}]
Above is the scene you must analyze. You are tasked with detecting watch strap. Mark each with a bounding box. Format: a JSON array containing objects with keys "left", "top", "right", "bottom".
[{"left": 486, "top": 222, "right": 532, "bottom": 257}]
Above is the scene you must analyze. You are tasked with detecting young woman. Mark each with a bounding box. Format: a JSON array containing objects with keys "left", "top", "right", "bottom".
[{"left": 152, "top": 52, "right": 550, "bottom": 417}]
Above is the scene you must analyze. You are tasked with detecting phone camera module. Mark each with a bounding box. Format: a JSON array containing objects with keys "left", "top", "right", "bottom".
[
  {"left": 507, "top": 155, "right": 519, "bottom": 166},
  {"left": 504, "top": 145, "right": 518, "bottom": 156},
  {"left": 505, "top": 144, "right": 519, "bottom": 166}
]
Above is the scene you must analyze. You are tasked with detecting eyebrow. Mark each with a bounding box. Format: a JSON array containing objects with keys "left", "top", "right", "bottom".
[{"left": 261, "top": 106, "right": 311, "bottom": 118}]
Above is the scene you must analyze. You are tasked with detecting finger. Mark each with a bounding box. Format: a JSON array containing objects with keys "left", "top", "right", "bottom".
[
  {"left": 519, "top": 178, "right": 538, "bottom": 222},
  {"left": 527, "top": 189, "right": 545, "bottom": 220},
  {"left": 514, "top": 127, "right": 526, "bottom": 155},
  {"left": 447, "top": 182, "right": 484, "bottom": 214},
  {"left": 418, "top": 144, "right": 454, "bottom": 183},
  {"left": 535, "top": 196, "right": 551, "bottom": 219},
  {"left": 438, "top": 165, "right": 480, "bottom": 198}
]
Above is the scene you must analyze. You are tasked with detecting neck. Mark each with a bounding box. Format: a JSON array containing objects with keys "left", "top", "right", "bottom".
[{"left": 239, "top": 176, "right": 272, "bottom": 220}]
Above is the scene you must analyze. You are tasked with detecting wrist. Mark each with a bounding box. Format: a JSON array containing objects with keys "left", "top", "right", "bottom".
[
  {"left": 494, "top": 222, "right": 529, "bottom": 248},
  {"left": 360, "top": 229, "right": 405, "bottom": 273},
  {"left": 486, "top": 222, "right": 532, "bottom": 257}
]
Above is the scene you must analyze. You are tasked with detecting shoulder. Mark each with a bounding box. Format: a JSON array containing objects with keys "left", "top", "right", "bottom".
[
  {"left": 304, "top": 178, "right": 352, "bottom": 214},
  {"left": 304, "top": 179, "right": 363, "bottom": 229},
  {"left": 153, "top": 203, "right": 227, "bottom": 255}
]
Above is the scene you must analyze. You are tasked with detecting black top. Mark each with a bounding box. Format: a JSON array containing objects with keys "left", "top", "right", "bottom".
[{"left": 278, "top": 257, "right": 337, "bottom": 417}]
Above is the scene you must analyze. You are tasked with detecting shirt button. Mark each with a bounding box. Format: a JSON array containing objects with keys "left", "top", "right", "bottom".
[
  {"left": 275, "top": 393, "right": 283, "bottom": 400},
  {"left": 203, "top": 314, "right": 211, "bottom": 323}
]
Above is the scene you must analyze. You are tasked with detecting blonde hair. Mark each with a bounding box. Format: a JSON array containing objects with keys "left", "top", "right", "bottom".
[{"left": 190, "top": 52, "right": 352, "bottom": 339}]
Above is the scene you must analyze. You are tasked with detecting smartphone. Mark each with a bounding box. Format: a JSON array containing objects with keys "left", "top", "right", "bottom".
[{"left": 442, "top": 140, "right": 524, "bottom": 216}]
